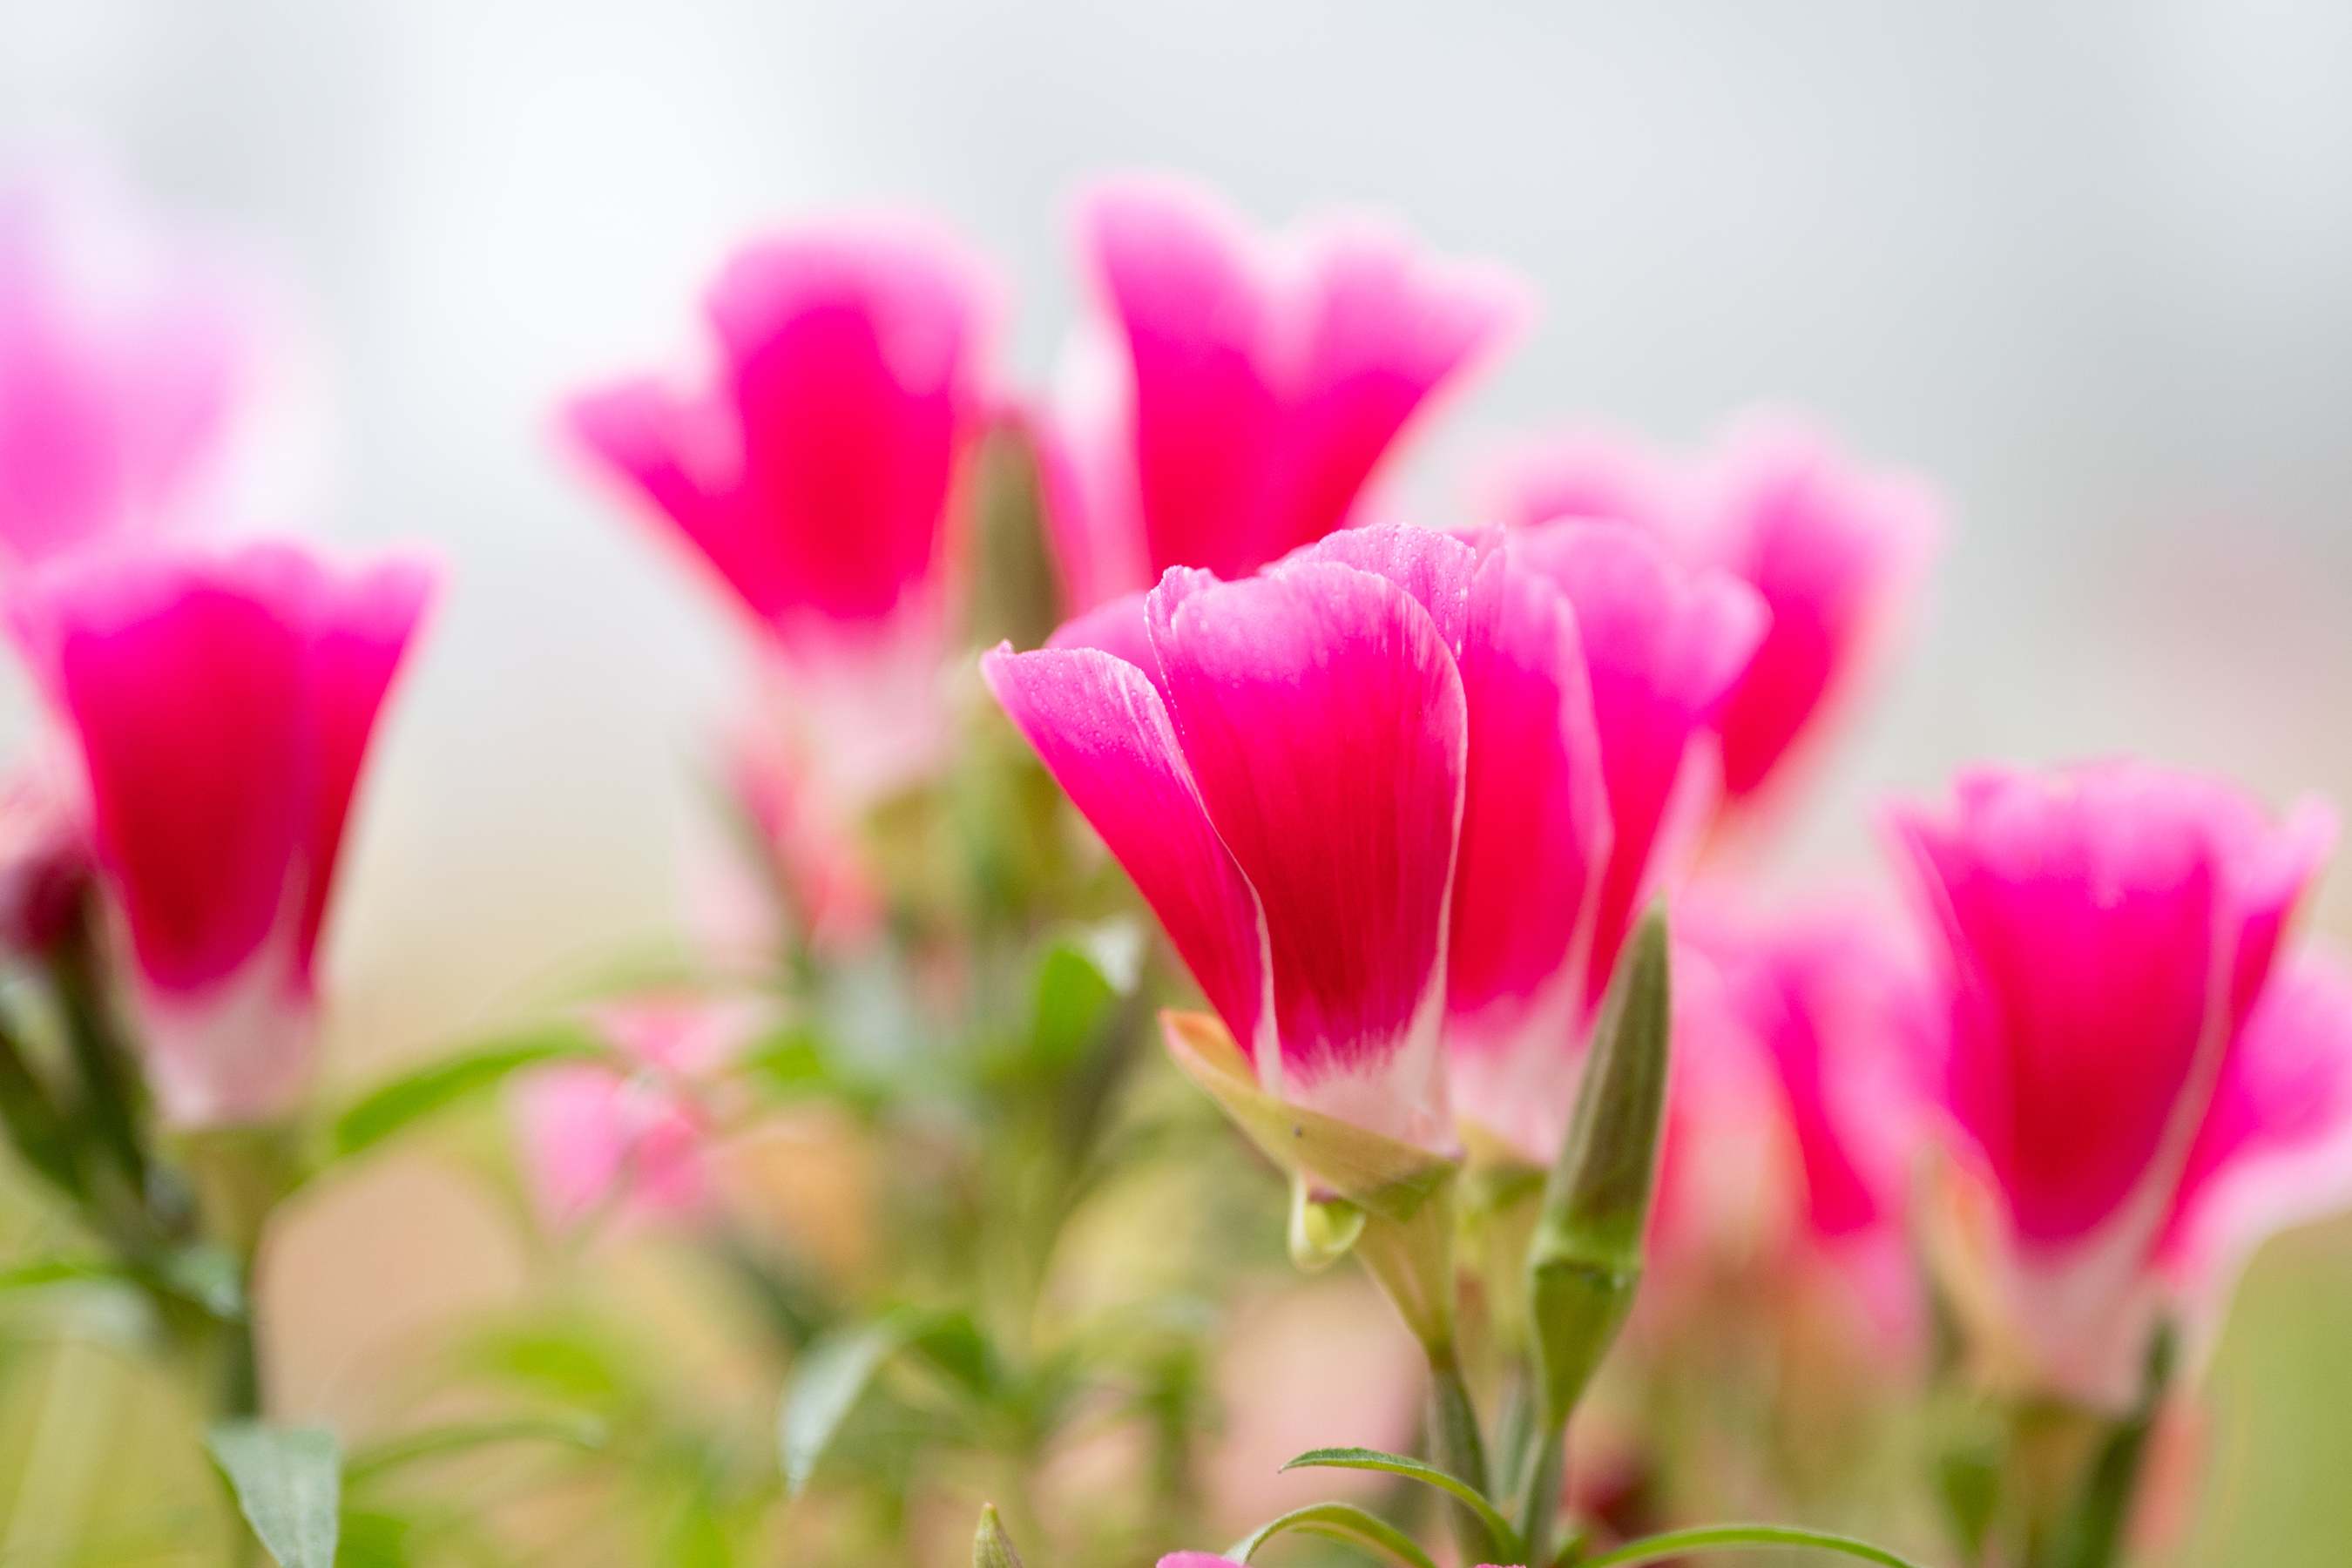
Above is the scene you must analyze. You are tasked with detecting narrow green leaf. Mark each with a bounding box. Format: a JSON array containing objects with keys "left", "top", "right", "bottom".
[
  {"left": 1227, "top": 1501, "right": 1441, "bottom": 1568},
  {"left": 0, "top": 1257, "right": 125, "bottom": 1293},
  {"left": 1578, "top": 1522, "right": 1931, "bottom": 1567},
  {"left": 327, "top": 1026, "right": 603, "bottom": 1160},
  {"left": 206, "top": 1422, "right": 341, "bottom": 1568},
  {"left": 345, "top": 1414, "right": 608, "bottom": 1485},
  {"left": 777, "top": 1310, "right": 935, "bottom": 1497},
  {"left": 1281, "top": 1447, "right": 1519, "bottom": 1559}
]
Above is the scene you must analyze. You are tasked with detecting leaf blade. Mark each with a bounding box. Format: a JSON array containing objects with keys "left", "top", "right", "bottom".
[
  {"left": 206, "top": 1422, "right": 341, "bottom": 1568},
  {"left": 1280, "top": 1446, "right": 1519, "bottom": 1560}
]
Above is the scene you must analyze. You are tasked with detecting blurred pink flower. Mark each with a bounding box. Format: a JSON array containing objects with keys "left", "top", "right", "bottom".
[
  {"left": 1676, "top": 898, "right": 1943, "bottom": 1344},
  {"left": 695, "top": 718, "right": 881, "bottom": 961},
  {"left": 562, "top": 219, "right": 999, "bottom": 800},
  {"left": 1890, "top": 761, "right": 2344, "bottom": 1402},
  {"left": 10, "top": 540, "right": 437, "bottom": 1125},
  {"left": 1444, "top": 522, "right": 1764, "bottom": 1160},
  {"left": 1482, "top": 414, "right": 1938, "bottom": 835},
  {"left": 510, "top": 1000, "right": 764, "bottom": 1233},
  {"left": 0, "top": 171, "right": 257, "bottom": 572},
  {"left": 1039, "top": 175, "right": 1527, "bottom": 612},
  {"left": 0, "top": 762, "right": 90, "bottom": 958}
]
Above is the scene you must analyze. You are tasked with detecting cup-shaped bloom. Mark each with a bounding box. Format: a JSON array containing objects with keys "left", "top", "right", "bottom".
[
  {"left": 1038, "top": 176, "right": 1527, "bottom": 612},
  {"left": 985, "top": 529, "right": 1472, "bottom": 1156},
  {"left": 1890, "top": 761, "right": 2341, "bottom": 1402},
  {"left": 1483, "top": 415, "right": 1939, "bottom": 832},
  {"left": 1445, "top": 521, "right": 1765, "bottom": 1159},
  {"left": 510, "top": 999, "right": 763, "bottom": 1232},
  {"left": 0, "top": 171, "right": 257, "bottom": 571},
  {"left": 562, "top": 220, "right": 997, "bottom": 800},
  {"left": 10, "top": 540, "right": 437, "bottom": 1125},
  {"left": 1693, "top": 416, "right": 1940, "bottom": 818}
]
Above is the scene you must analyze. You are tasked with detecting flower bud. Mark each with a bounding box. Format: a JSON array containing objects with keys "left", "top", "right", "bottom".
[
  {"left": 1526, "top": 908, "right": 1671, "bottom": 1427},
  {"left": 972, "top": 1504, "right": 1025, "bottom": 1568}
]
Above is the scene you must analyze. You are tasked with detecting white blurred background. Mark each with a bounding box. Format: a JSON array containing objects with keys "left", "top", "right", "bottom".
[{"left": 3, "top": 0, "right": 2349, "bottom": 1071}]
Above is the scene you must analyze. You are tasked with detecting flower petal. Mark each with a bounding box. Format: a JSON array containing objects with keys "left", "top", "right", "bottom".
[
  {"left": 982, "top": 643, "right": 1264, "bottom": 1051},
  {"left": 1148, "top": 560, "right": 1463, "bottom": 1144}
]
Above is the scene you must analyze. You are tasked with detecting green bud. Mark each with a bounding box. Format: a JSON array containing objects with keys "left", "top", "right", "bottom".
[
  {"left": 1288, "top": 1177, "right": 1367, "bottom": 1272},
  {"left": 973, "top": 1503, "right": 1027, "bottom": 1568},
  {"left": 1526, "top": 908, "right": 1672, "bottom": 1428}
]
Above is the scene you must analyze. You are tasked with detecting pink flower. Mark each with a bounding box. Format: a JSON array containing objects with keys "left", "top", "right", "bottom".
[
  {"left": 692, "top": 717, "right": 881, "bottom": 963},
  {"left": 1445, "top": 522, "right": 1765, "bottom": 1159},
  {"left": 1039, "top": 176, "right": 1527, "bottom": 612},
  {"left": 1693, "top": 416, "right": 1940, "bottom": 820},
  {"left": 987, "top": 521, "right": 1758, "bottom": 1157},
  {"left": 1483, "top": 414, "right": 1939, "bottom": 832},
  {"left": 1889, "top": 761, "right": 2342, "bottom": 1402},
  {"left": 10, "top": 540, "right": 437, "bottom": 1125},
  {"left": 0, "top": 170, "right": 256, "bottom": 571},
  {"left": 0, "top": 762, "right": 90, "bottom": 958},
  {"left": 562, "top": 219, "right": 998, "bottom": 799},
  {"left": 1675, "top": 898, "right": 1942, "bottom": 1342},
  {"left": 510, "top": 1000, "right": 763, "bottom": 1232}
]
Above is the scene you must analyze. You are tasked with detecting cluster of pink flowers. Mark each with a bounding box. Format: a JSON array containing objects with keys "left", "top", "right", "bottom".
[{"left": 0, "top": 171, "right": 437, "bottom": 1126}]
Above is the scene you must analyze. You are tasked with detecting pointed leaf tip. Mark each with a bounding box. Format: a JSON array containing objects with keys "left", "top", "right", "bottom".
[{"left": 974, "top": 1503, "right": 1028, "bottom": 1568}]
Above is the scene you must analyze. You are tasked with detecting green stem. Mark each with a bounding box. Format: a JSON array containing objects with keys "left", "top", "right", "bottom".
[
  {"left": 1424, "top": 1343, "right": 1504, "bottom": 1565},
  {"left": 1517, "top": 1419, "right": 1566, "bottom": 1566},
  {"left": 51, "top": 919, "right": 150, "bottom": 1199}
]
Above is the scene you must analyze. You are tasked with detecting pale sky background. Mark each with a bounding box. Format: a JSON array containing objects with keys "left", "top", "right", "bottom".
[{"left": 3, "top": 0, "right": 2350, "bottom": 1074}]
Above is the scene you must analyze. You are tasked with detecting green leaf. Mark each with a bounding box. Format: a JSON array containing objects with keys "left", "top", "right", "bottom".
[
  {"left": 1281, "top": 1447, "right": 1519, "bottom": 1559},
  {"left": 206, "top": 1422, "right": 341, "bottom": 1568},
  {"left": 1227, "top": 1500, "right": 1441, "bottom": 1568},
  {"left": 345, "top": 1414, "right": 608, "bottom": 1486},
  {"left": 779, "top": 1309, "right": 958, "bottom": 1497},
  {"left": 1026, "top": 939, "right": 1121, "bottom": 1072},
  {"left": 327, "top": 1025, "right": 604, "bottom": 1160},
  {"left": 0, "top": 1257, "right": 127, "bottom": 1293},
  {"left": 1578, "top": 1522, "right": 1931, "bottom": 1567}
]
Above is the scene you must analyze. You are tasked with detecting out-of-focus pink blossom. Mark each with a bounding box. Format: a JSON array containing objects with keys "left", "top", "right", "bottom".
[
  {"left": 563, "top": 219, "right": 998, "bottom": 800},
  {"left": 510, "top": 999, "right": 765, "bottom": 1233},
  {"left": 1039, "top": 176, "right": 1527, "bottom": 612},
  {"left": 1484, "top": 415, "right": 1938, "bottom": 834},
  {"left": 0, "top": 171, "right": 257, "bottom": 572},
  {"left": 0, "top": 762, "right": 90, "bottom": 958},
  {"left": 694, "top": 719, "right": 881, "bottom": 962},
  {"left": 1676, "top": 898, "right": 1943, "bottom": 1344},
  {"left": 10, "top": 540, "right": 436, "bottom": 1125},
  {"left": 1889, "top": 761, "right": 2343, "bottom": 1402},
  {"left": 1444, "top": 522, "right": 1765, "bottom": 1160}
]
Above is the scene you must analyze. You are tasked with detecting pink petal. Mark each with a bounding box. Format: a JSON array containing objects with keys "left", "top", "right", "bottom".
[
  {"left": 1697, "top": 416, "right": 1942, "bottom": 808},
  {"left": 1071, "top": 176, "right": 1524, "bottom": 590},
  {"left": 982, "top": 643, "right": 1265, "bottom": 1051},
  {"left": 1148, "top": 560, "right": 1464, "bottom": 1143},
  {"left": 1279, "top": 520, "right": 1477, "bottom": 652},
  {"left": 1444, "top": 545, "right": 1609, "bottom": 1063},
  {"left": 1476, "top": 425, "right": 1686, "bottom": 537},
  {"left": 2163, "top": 952, "right": 2352, "bottom": 1291},
  {"left": 510, "top": 1063, "right": 713, "bottom": 1231},
  {"left": 1511, "top": 520, "right": 1766, "bottom": 1008},
  {"left": 0, "top": 172, "right": 251, "bottom": 571},
  {"left": 1889, "top": 763, "right": 2331, "bottom": 1251},
  {"left": 296, "top": 551, "right": 438, "bottom": 973},
  {"left": 563, "top": 219, "right": 995, "bottom": 639}
]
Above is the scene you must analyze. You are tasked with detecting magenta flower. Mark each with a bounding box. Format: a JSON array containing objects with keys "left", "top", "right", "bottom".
[
  {"left": 1890, "top": 762, "right": 2343, "bottom": 1401},
  {"left": 989, "top": 521, "right": 1758, "bottom": 1161},
  {"left": 1677, "top": 898, "right": 1942, "bottom": 1342},
  {"left": 1039, "top": 176, "right": 1527, "bottom": 612},
  {"left": 510, "top": 999, "right": 764, "bottom": 1232},
  {"left": 10, "top": 541, "right": 437, "bottom": 1125},
  {"left": 1694, "top": 416, "right": 1940, "bottom": 818},
  {"left": 1445, "top": 522, "right": 1765, "bottom": 1159},
  {"left": 1483, "top": 415, "right": 1939, "bottom": 830},
  {"left": 562, "top": 219, "right": 998, "bottom": 798},
  {"left": 0, "top": 172, "right": 255, "bottom": 571},
  {"left": 985, "top": 527, "right": 1472, "bottom": 1150}
]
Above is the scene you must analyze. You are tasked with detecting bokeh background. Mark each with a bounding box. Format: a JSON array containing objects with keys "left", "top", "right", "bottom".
[{"left": 3, "top": 1, "right": 2350, "bottom": 1560}]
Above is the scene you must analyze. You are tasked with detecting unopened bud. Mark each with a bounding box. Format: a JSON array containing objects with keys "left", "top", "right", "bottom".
[{"left": 974, "top": 1504, "right": 1027, "bottom": 1568}]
